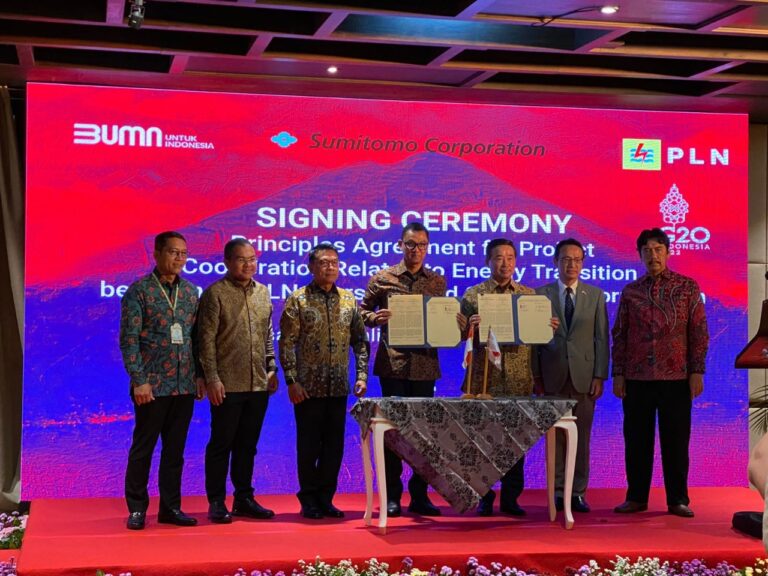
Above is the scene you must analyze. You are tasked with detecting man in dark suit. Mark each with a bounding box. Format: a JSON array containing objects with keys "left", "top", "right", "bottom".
[{"left": 533, "top": 238, "right": 609, "bottom": 513}]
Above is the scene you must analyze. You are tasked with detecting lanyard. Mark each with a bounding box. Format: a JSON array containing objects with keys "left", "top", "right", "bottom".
[{"left": 152, "top": 273, "right": 178, "bottom": 314}]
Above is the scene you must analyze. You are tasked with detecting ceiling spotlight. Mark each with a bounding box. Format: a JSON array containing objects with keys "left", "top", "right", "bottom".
[
  {"left": 127, "top": 0, "right": 145, "bottom": 29},
  {"left": 535, "top": 4, "right": 619, "bottom": 26},
  {"left": 327, "top": 66, "right": 338, "bottom": 74}
]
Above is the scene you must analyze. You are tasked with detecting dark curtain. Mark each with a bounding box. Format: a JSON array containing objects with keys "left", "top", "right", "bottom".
[{"left": 0, "top": 86, "right": 23, "bottom": 510}]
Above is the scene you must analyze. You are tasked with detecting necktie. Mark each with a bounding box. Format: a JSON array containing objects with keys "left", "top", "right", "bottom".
[{"left": 565, "top": 287, "right": 575, "bottom": 329}]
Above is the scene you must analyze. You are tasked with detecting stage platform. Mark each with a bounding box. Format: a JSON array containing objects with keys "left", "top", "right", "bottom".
[{"left": 16, "top": 487, "right": 764, "bottom": 576}]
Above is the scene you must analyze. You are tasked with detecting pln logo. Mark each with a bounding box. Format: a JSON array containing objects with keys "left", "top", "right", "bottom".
[
  {"left": 623, "top": 139, "right": 661, "bottom": 171},
  {"left": 271, "top": 131, "right": 298, "bottom": 149},
  {"left": 622, "top": 137, "right": 730, "bottom": 170},
  {"left": 659, "top": 184, "right": 711, "bottom": 252}
]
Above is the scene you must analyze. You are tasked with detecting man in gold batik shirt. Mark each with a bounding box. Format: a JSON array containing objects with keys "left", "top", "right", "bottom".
[
  {"left": 197, "top": 238, "right": 278, "bottom": 525},
  {"left": 280, "top": 242, "right": 369, "bottom": 520},
  {"left": 460, "top": 238, "right": 546, "bottom": 517}
]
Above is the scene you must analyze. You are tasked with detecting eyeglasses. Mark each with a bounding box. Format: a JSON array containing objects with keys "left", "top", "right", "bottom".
[
  {"left": 402, "top": 241, "right": 429, "bottom": 251},
  {"left": 316, "top": 259, "right": 339, "bottom": 269},
  {"left": 559, "top": 257, "right": 583, "bottom": 265},
  {"left": 234, "top": 257, "right": 257, "bottom": 265},
  {"left": 166, "top": 249, "right": 188, "bottom": 259}
]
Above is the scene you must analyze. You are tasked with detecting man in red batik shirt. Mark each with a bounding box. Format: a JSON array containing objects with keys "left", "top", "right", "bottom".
[{"left": 612, "top": 228, "right": 708, "bottom": 519}]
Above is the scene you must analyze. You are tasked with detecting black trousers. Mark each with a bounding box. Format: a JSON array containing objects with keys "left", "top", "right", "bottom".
[
  {"left": 205, "top": 391, "right": 269, "bottom": 504},
  {"left": 481, "top": 457, "right": 524, "bottom": 507},
  {"left": 379, "top": 378, "right": 435, "bottom": 504},
  {"left": 125, "top": 394, "right": 194, "bottom": 514},
  {"left": 294, "top": 396, "right": 348, "bottom": 508},
  {"left": 623, "top": 379, "right": 691, "bottom": 506}
]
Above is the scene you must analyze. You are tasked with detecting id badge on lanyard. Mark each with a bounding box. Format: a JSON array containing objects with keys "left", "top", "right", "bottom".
[
  {"left": 170, "top": 322, "right": 183, "bottom": 344},
  {"left": 154, "top": 274, "right": 183, "bottom": 345}
]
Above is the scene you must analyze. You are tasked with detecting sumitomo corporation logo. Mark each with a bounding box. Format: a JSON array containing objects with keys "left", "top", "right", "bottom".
[
  {"left": 659, "top": 183, "right": 711, "bottom": 252},
  {"left": 271, "top": 131, "right": 298, "bottom": 148},
  {"left": 73, "top": 123, "right": 215, "bottom": 149}
]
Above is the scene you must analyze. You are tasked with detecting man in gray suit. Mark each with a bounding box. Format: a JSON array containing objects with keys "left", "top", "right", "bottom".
[{"left": 533, "top": 238, "right": 609, "bottom": 513}]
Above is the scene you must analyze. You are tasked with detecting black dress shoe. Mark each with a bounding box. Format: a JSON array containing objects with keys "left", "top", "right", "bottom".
[
  {"left": 321, "top": 503, "right": 345, "bottom": 518},
  {"left": 476, "top": 500, "right": 494, "bottom": 517},
  {"left": 208, "top": 501, "right": 232, "bottom": 524},
  {"left": 408, "top": 498, "right": 442, "bottom": 516},
  {"left": 614, "top": 501, "right": 648, "bottom": 514},
  {"left": 126, "top": 511, "right": 146, "bottom": 530},
  {"left": 500, "top": 501, "right": 526, "bottom": 516},
  {"left": 157, "top": 508, "right": 197, "bottom": 526},
  {"left": 572, "top": 496, "right": 591, "bottom": 513},
  {"left": 301, "top": 506, "right": 324, "bottom": 519},
  {"left": 386, "top": 501, "right": 402, "bottom": 517},
  {"left": 232, "top": 498, "right": 275, "bottom": 519},
  {"left": 668, "top": 504, "right": 694, "bottom": 518},
  {"left": 477, "top": 491, "right": 495, "bottom": 516},
  {"left": 555, "top": 496, "right": 564, "bottom": 512}
]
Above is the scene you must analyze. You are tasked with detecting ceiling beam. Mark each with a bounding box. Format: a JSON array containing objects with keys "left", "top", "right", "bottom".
[
  {"left": 106, "top": 0, "right": 125, "bottom": 25},
  {"left": 695, "top": 5, "right": 752, "bottom": 32},
  {"left": 314, "top": 11, "right": 348, "bottom": 37},
  {"left": 16, "top": 44, "right": 33, "bottom": 68},
  {"left": 247, "top": 34, "right": 272, "bottom": 57},
  {"left": 169, "top": 54, "right": 190, "bottom": 74}
]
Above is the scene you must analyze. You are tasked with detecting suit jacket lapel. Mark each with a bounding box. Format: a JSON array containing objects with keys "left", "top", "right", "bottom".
[
  {"left": 548, "top": 283, "right": 567, "bottom": 336},
  {"left": 572, "top": 285, "right": 590, "bottom": 330}
]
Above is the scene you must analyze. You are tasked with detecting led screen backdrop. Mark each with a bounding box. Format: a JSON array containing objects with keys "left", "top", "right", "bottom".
[{"left": 24, "top": 83, "right": 748, "bottom": 499}]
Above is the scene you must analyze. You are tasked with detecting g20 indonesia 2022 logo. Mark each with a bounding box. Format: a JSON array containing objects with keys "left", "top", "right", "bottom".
[{"left": 659, "top": 184, "right": 711, "bottom": 252}]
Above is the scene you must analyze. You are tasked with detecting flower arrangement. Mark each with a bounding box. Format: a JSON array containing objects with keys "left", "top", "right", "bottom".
[
  {"left": 91, "top": 556, "right": 768, "bottom": 576},
  {"left": 573, "top": 557, "right": 739, "bottom": 576},
  {"left": 223, "top": 557, "right": 536, "bottom": 576},
  {"left": 0, "top": 513, "right": 25, "bottom": 550},
  {"left": 0, "top": 559, "right": 16, "bottom": 576},
  {"left": 732, "top": 558, "right": 768, "bottom": 576}
]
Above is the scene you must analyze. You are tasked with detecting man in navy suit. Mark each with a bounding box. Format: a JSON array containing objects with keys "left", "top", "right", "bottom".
[{"left": 533, "top": 238, "right": 609, "bottom": 513}]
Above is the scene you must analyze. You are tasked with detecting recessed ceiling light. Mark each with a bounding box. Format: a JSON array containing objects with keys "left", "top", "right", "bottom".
[
  {"left": 327, "top": 66, "right": 338, "bottom": 74},
  {"left": 600, "top": 5, "right": 619, "bottom": 15}
]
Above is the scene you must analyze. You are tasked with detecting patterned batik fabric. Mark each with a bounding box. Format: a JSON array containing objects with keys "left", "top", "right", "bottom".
[
  {"left": 119, "top": 270, "right": 199, "bottom": 397},
  {"left": 360, "top": 261, "right": 446, "bottom": 381},
  {"left": 280, "top": 282, "right": 369, "bottom": 398},
  {"left": 197, "top": 276, "right": 277, "bottom": 393},
  {"left": 612, "top": 268, "right": 708, "bottom": 380},
  {"left": 460, "top": 279, "right": 536, "bottom": 397},
  {"left": 351, "top": 396, "right": 576, "bottom": 512}
]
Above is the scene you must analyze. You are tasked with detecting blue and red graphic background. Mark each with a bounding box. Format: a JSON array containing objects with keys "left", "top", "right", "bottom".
[{"left": 24, "top": 83, "right": 748, "bottom": 499}]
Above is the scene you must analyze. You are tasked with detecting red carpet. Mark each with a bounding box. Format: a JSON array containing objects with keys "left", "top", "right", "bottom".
[{"left": 16, "top": 488, "right": 764, "bottom": 576}]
